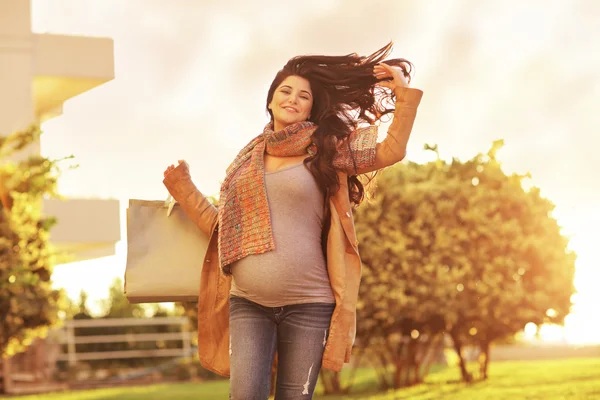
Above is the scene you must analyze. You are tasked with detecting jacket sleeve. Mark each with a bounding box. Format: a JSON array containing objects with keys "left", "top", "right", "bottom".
[
  {"left": 162, "top": 163, "right": 219, "bottom": 238},
  {"left": 354, "top": 87, "right": 423, "bottom": 175}
]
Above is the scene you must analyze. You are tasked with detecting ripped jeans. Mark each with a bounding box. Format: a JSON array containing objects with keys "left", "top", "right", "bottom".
[{"left": 229, "top": 295, "right": 335, "bottom": 400}]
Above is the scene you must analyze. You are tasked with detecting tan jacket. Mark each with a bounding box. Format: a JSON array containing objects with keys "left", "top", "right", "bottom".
[{"left": 163, "top": 87, "right": 423, "bottom": 376}]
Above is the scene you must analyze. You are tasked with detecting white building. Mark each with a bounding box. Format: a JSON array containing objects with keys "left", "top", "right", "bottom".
[{"left": 0, "top": 0, "right": 120, "bottom": 261}]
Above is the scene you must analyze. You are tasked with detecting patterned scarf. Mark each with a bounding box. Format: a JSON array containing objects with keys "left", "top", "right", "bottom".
[{"left": 218, "top": 121, "right": 378, "bottom": 271}]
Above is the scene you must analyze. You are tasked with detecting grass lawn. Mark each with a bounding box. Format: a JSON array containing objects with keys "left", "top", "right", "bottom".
[{"left": 17, "top": 357, "right": 600, "bottom": 400}]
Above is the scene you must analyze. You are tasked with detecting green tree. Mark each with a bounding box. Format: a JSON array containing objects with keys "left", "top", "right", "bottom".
[
  {"left": 342, "top": 158, "right": 447, "bottom": 391},
  {"left": 0, "top": 126, "right": 67, "bottom": 358},
  {"left": 102, "top": 277, "right": 144, "bottom": 319},
  {"left": 352, "top": 141, "right": 575, "bottom": 385},
  {"left": 427, "top": 141, "right": 575, "bottom": 380},
  {"left": 77, "top": 290, "right": 91, "bottom": 317}
]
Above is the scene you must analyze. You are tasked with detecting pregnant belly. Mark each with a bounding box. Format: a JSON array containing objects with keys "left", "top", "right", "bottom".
[{"left": 229, "top": 249, "right": 333, "bottom": 307}]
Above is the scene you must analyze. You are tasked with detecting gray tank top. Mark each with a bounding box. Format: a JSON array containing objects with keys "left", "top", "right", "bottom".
[{"left": 229, "top": 162, "right": 335, "bottom": 307}]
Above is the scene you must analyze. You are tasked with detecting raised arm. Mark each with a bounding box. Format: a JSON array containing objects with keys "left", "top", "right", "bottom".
[
  {"left": 332, "top": 62, "right": 423, "bottom": 176},
  {"left": 355, "top": 85, "right": 423, "bottom": 175},
  {"left": 163, "top": 161, "right": 219, "bottom": 237}
]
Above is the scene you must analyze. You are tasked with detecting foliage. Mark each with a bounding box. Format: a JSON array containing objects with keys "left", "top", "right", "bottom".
[
  {"left": 174, "top": 301, "right": 198, "bottom": 333},
  {"left": 351, "top": 140, "right": 576, "bottom": 385},
  {"left": 101, "top": 277, "right": 145, "bottom": 319},
  {"left": 0, "top": 126, "right": 67, "bottom": 358}
]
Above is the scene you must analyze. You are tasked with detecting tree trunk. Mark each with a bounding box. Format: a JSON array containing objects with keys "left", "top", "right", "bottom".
[
  {"left": 479, "top": 341, "right": 490, "bottom": 380},
  {"left": 343, "top": 350, "right": 364, "bottom": 394},
  {"left": 331, "top": 372, "right": 341, "bottom": 393},
  {"left": 376, "top": 350, "right": 391, "bottom": 390},
  {"left": 412, "top": 360, "right": 421, "bottom": 385},
  {"left": 319, "top": 370, "right": 340, "bottom": 394},
  {"left": 401, "top": 343, "right": 412, "bottom": 387},
  {"left": 420, "top": 334, "right": 443, "bottom": 382},
  {"left": 450, "top": 332, "right": 472, "bottom": 383},
  {"left": 407, "top": 340, "right": 419, "bottom": 386},
  {"left": 412, "top": 338, "right": 426, "bottom": 384},
  {"left": 393, "top": 361, "right": 403, "bottom": 388},
  {"left": 387, "top": 343, "right": 404, "bottom": 389},
  {"left": 319, "top": 370, "right": 329, "bottom": 394}
]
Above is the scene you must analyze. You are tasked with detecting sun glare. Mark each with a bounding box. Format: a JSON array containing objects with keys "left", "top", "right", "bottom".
[{"left": 541, "top": 212, "right": 600, "bottom": 345}]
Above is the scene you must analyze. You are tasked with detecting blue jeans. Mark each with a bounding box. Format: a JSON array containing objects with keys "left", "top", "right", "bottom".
[{"left": 229, "top": 295, "right": 335, "bottom": 400}]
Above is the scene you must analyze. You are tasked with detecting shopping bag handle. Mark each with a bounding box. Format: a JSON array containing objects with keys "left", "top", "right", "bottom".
[{"left": 165, "top": 195, "right": 176, "bottom": 217}]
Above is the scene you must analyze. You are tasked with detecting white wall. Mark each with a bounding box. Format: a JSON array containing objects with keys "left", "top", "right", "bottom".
[{"left": 0, "top": 0, "right": 39, "bottom": 157}]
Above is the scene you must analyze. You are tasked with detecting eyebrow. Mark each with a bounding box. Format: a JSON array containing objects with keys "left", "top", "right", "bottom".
[{"left": 280, "top": 85, "right": 312, "bottom": 97}]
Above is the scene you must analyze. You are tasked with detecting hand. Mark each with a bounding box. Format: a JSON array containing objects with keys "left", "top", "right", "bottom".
[
  {"left": 373, "top": 63, "right": 410, "bottom": 91},
  {"left": 164, "top": 160, "right": 187, "bottom": 178}
]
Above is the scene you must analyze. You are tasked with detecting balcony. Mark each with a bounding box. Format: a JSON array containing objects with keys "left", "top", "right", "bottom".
[
  {"left": 32, "top": 33, "right": 114, "bottom": 122},
  {"left": 43, "top": 198, "right": 120, "bottom": 262}
]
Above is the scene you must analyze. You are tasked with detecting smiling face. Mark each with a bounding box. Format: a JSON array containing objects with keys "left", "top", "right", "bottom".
[{"left": 268, "top": 75, "right": 313, "bottom": 131}]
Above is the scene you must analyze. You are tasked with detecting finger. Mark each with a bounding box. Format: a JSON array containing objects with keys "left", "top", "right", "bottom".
[
  {"left": 373, "top": 71, "right": 390, "bottom": 79},
  {"left": 377, "top": 63, "right": 394, "bottom": 73},
  {"left": 381, "top": 63, "right": 403, "bottom": 79},
  {"left": 373, "top": 70, "right": 391, "bottom": 78},
  {"left": 178, "top": 160, "right": 184, "bottom": 164}
]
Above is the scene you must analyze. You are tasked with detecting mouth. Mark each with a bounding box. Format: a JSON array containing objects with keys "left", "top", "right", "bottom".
[{"left": 282, "top": 106, "right": 299, "bottom": 113}]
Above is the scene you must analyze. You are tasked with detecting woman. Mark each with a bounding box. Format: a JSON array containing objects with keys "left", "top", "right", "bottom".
[{"left": 163, "top": 42, "right": 423, "bottom": 399}]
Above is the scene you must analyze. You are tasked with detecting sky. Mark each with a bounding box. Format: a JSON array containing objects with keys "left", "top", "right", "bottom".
[{"left": 30, "top": 0, "right": 599, "bottom": 343}]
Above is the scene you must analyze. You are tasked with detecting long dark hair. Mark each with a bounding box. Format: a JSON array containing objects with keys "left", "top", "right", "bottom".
[{"left": 265, "top": 42, "right": 413, "bottom": 250}]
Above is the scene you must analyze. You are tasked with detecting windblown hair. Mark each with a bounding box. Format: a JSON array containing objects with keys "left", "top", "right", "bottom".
[
  {"left": 265, "top": 42, "right": 413, "bottom": 253},
  {"left": 266, "top": 41, "right": 412, "bottom": 203}
]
